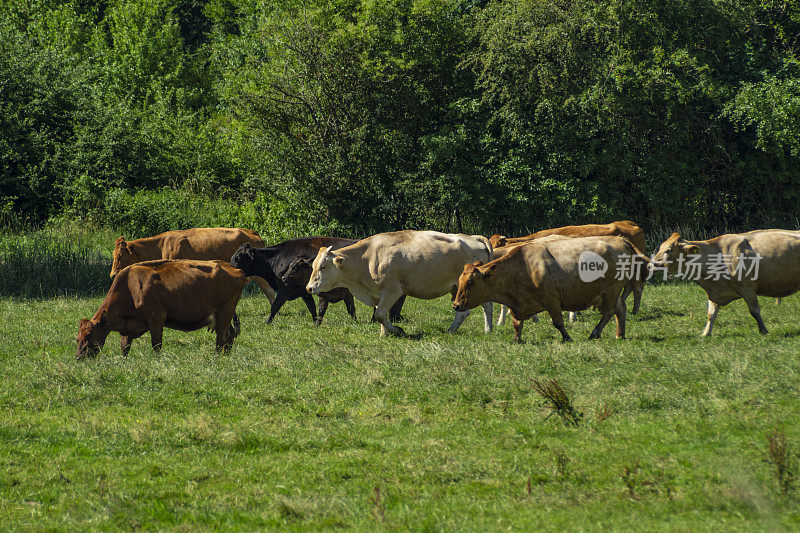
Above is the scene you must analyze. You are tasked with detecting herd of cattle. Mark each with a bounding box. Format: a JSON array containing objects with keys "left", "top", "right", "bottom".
[{"left": 75, "top": 222, "right": 800, "bottom": 358}]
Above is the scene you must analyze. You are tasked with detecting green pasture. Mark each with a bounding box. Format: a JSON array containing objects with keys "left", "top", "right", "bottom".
[{"left": 2, "top": 282, "right": 799, "bottom": 530}]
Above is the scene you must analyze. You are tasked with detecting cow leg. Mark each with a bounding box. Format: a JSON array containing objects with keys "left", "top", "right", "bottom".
[
  {"left": 512, "top": 317, "right": 524, "bottom": 343},
  {"left": 344, "top": 292, "right": 358, "bottom": 321},
  {"left": 481, "top": 302, "right": 493, "bottom": 334},
  {"left": 266, "top": 292, "right": 288, "bottom": 324},
  {"left": 389, "top": 295, "right": 405, "bottom": 322},
  {"left": 214, "top": 304, "right": 239, "bottom": 355},
  {"left": 316, "top": 297, "right": 330, "bottom": 326},
  {"left": 589, "top": 294, "right": 616, "bottom": 340},
  {"left": 742, "top": 292, "right": 768, "bottom": 335},
  {"left": 375, "top": 288, "right": 405, "bottom": 336},
  {"left": 614, "top": 295, "right": 627, "bottom": 339},
  {"left": 497, "top": 305, "right": 509, "bottom": 326},
  {"left": 701, "top": 300, "right": 720, "bottom": 337},
  {"left": 251, "top": 276, "right": 277, "bottom": 304},
  {"left": 547, "top": 308, "right": 572, "bottom": 342},
  {"left": 499, "top": 305, "right": 529, "bottom": 325},
  {"left": 149, "top": 323, "right": 164, "bottom": 353},
  {"left": 448, "top": 310, "right": 470, "bottom": 333},
  {"left": 120, "top": 335, "right": 133, "bottom": 357},
  {"left": 301, "top": 293, "right": 320, "bottom": 325},
  {"left": 631, "top": 280, "right": 643, "bottom": 315},
  {"left": 230, "top": 312, "right": 241, "bottom": 338}
]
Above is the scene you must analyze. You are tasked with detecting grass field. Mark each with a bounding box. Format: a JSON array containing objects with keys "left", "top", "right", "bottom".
[{"left": 2, "top": 284, "right": 800, "bottom": 530}]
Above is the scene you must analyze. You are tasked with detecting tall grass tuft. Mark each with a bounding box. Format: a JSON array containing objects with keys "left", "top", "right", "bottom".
[
  {"left": 531, "top": 378, "right": 583, "bottom": 427},
  {"left": 767, "top": 429, "right": 797, "bottom": 495},
  {"left": 0, "top": 225, "right": 113, "bottom": 298}
]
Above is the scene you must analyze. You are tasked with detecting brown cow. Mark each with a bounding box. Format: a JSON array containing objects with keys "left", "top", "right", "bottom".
[
  {"left": 77, "top": 260, "right": 246, "bottom": 358},
  {"left": 110, "top": 227, "right": 275, "bottom": 303},
  {"left": 489, "top": 221, "right": 647, "bottom": 314},
  {"left": 652, "top": 230, "right": 800, "bottom": 336},
  {"left": 453, "top": 236, "right": 649, "bottom": 343}
]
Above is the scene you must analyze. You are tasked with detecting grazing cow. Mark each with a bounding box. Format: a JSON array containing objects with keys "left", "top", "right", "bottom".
[
  {"left": 489, "top": 221, "right": 647, "bottom": 314},
  {"left": 453, "top": 236, "right": 649, "bottom": 343},
  {"left": 77, "top": 260, "right": 246, "bottom": 358},
  {"left": 230, "top": 239, "right": 404, "bottom": 325},
  {"left": 110, "top": 227, "right": 275, "bottom": 303},
  {"left": 306, "top": 231, "right": 494, "bottom": 336},
  {"left": 652, "top": 230, "right": 800, "bottom": 336}
]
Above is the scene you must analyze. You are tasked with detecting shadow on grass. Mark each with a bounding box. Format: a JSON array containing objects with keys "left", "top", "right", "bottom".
[{"left": 634, "top": 308, "right": 688, "bottom": 321}]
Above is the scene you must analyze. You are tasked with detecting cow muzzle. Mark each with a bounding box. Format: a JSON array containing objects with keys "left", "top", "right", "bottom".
[{"left": 452, "top": 301, "right": 467, "bottom": 313}]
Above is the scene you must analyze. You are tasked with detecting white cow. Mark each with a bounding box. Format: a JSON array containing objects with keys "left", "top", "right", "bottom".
[
  {"left": 652, "top": 230, "right": 800, "bottom": 336},
  {"left": 306, "top": 231, "right": 494, "bottom": 336}
]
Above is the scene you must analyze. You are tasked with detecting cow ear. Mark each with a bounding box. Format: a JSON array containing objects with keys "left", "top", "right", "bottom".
[
  {"left": 115, "top": 236, "right": 126, "bottom": 246},
  {"left": 79, "top": 318, "right": 91, "bottom": 328},
  {"left": 333, "top": 255, "right": 345, "bottom": 268},
  {"left": 684, "top": 244, "right": 700, "bottom": 254},
  {"left": 482, "top": 264, "right": 497, "bottom": 279},
  {"left": 472, "top": 260, "right": 484, "bottom": 267},
  {"left": 670, "top": 232, "right": 681, "bottom": 240}
]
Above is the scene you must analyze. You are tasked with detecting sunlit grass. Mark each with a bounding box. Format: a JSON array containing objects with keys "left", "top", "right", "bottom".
[{"left": 2, "top": 284, "right": 800, "bottom": 530}]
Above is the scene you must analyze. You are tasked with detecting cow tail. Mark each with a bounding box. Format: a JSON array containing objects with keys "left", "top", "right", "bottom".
[
  {"left": 619, "top": 237, "right": 651, "bottom": 283},
  {"left": 621, "top": 237, "right": 651, "bottom": 264}
]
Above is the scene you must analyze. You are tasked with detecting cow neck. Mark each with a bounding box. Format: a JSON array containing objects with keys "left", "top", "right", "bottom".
[
  {"left": 254, "top": 249, "right": 282, "bottom": 289},
  {"left": 683, "top": 239, "right": 717, "bottom": 278},
  {"left": 481, "top": 252, "right": 521, "bottom": 309},
  {"left": 130, "top": 239, "right": 162, "bottom": 261},
  {"left": 341, "top": 243, "right": 377, "bottom": 305}
]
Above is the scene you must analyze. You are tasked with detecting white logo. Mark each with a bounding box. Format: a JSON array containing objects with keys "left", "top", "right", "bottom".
[{"left": 578, "top": 251, "right": 608, "bottom": 282}]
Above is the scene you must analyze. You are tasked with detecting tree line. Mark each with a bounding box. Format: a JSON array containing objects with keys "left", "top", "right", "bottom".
[{"left": 1, "top": 0, "right": 798, "bottom": 238}]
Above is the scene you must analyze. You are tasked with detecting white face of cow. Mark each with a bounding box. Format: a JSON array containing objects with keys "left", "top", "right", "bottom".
[{"left": 306, "top": 246, "right": 344, "bottom": 294}]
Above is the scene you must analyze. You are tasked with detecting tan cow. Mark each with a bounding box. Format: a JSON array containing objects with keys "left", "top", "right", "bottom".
[
  {"left": 110, "top": 227, "right": 275, "bottom": 303},
  {"left": 305, "top": 230, "right": 494, "bottom": 336},
  {"left": 77, "top": 260, "right": 247, "bottom": 358},
  {"left": 652, "top": 230, "right": 800, "bottom": 336},
  {"left": 453, "top": 236, "right": 649, "bottom": 343},
  {"left": 489, "top": 221, "right": 647, "bottom": 314}
]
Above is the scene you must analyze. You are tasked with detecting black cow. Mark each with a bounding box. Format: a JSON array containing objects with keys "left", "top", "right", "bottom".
[{"left": 230, "top": 238, "right": 404, "bottom": 325}]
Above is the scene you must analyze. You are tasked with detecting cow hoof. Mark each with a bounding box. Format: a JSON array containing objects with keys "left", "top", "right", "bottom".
[{"left": 391, "top": 326, "right": 407, "bottom": 337}]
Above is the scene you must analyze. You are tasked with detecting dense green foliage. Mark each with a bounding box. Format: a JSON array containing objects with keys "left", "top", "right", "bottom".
[
  {"left": 3, "top": 286, "right": 800, "bottom": 528},
  {"left": 1, "top": 0, "right": 799, "bottom": 236}
]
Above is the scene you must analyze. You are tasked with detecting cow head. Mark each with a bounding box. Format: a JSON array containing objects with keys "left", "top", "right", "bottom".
[
  {"left": 489, "top": 234, "right": 508, "bottom": 248},
  {"left": 652, "top": 232, "right": 700, "bottom": 273},
  {"left": 230, "top": 244, "right": 256, "bottom": 273},
  {"left": 306, "top": 246, "right": 344, "bottom": 294},
  {"left": 110, "top": 237, "right": 135, "bottom": 278},
  {"left": 76, "top": 313, "right": 110, "bottom": 359},
  {"left": 282, "top": 257, "right": 312, "bottom": 286},
  {"left": 453, "top": 261, "right": 496, "bottom": 312}
]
